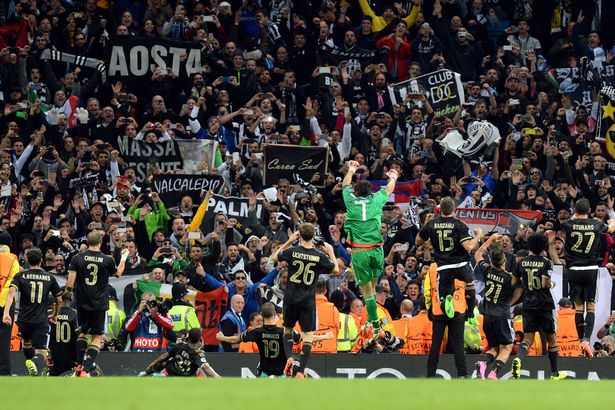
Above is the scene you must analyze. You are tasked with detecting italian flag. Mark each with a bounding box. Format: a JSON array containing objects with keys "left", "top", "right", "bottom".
[{"left": 135, "top": 280, "right": 197, "bottom": 304}]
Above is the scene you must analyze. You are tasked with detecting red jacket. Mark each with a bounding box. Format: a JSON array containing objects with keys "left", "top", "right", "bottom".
[{"left": 376, "top": 35, "right": 412, "bottom": 82}]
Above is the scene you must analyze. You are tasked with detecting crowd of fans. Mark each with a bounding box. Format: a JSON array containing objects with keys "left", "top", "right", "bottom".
[{"left": 2, "top": 0, "right": 615, "bottom": 358}]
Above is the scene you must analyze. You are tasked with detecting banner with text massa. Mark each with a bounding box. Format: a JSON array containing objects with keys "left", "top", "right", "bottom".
[
  {"left": 117, "top": 135, "right": 182, "bottom": 183},
  {"left": 152, "top": 174, "right": 224, "bottom": 207},
  {"left": 107, "top": 36, "right": 202, "bottom": 80},
  {"left": 388, "top": 69, "right": 465, "bottom": 119},
  {"left": 263, "top": 144, "right": 329, "bottom": 186}
]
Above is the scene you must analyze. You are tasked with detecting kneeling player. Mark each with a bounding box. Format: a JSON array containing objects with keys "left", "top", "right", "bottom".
[
  {"left": 217, "top": 302, "right": 333, "bottom": 377},
  {"left": 512, "top": 233, "right": 565, "bottom": 380},
  {"left": 473, "top": 234, "right": 516, "bottom": 379},
  {"left": 141, "top": 328, "right": 220, "bottom": 377}
]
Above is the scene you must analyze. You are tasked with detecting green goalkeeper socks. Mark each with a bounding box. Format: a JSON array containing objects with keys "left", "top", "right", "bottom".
[{"left": 365, "top": 295, "right": 379, "bottom": 328}]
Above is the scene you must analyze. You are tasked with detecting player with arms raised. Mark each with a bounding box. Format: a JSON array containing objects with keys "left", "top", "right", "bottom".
[
  {"left": 342, "top": 160, "right": 397, "bottom": 338},
  {"left": 66, "top": 231, "right": 129, "bottom": 377},
  {"left": 416, "top": 197, "right": 480, "bottom": 319},
  {"left": 512, "top": 232, "right": 565, "bottom": 380},
  {"left": 563, "top": 198, "right": 615, "bottom": 357},
  {"left": 272, "top": 224, "right": 339, "bottom": 378},
  {"left": 473, "top": 234, "right": 517, "bottom": 379}
]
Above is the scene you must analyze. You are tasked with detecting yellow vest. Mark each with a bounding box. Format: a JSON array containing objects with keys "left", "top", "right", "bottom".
[
  {"left": 0, "top": 251, "right": 20, "bottom": 307},
  {"left": 337, "top": 312, "right": 358, "bottom": 352},
  {"left": 106, "top": 301, "right": 126, "bottom": 339},
  {"left": 169, "top": 304, "right": 201, "bottom": 332}
]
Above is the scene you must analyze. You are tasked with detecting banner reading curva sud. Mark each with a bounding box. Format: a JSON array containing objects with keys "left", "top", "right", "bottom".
[
  {"left": 107, "top": 36, "right": 203, "bottom": 80},
  {"left": 263, "top": 144, "right": 329, "bottom": 186},
  {"left": 388, "top": 69, "right": 465, "bottom": 118}
]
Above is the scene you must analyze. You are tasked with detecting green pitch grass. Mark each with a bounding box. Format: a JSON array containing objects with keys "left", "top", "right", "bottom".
[{"left": 1, "top": 378, "right": 612, "bottom": 410}]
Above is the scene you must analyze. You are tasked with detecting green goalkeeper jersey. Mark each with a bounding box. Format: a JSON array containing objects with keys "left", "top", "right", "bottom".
[{"left": 342, "top": 185, "right": 389, "bottom": 246}]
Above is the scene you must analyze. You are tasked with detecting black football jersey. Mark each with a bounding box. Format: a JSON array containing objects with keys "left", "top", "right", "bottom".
[
  {"left": 514, "top": 255, "right": 555, "bottom": 311},
  {"left": 48, "top": 306, "right": 79, "bottom": 368},
  {"left": 278, "top": 246, "right": 335, "bottom": 305},
  {"left": 562, "top": 218, "right": 607, "bottom": 266},
  {"left": 165, "top": 343, "right": 209, "bottom": 376},
  {"left": 68, "top": 250, "right": 116, "bottom": 311},
  {"left": 478, "top": 261, "right": 513, "bottom": 318},
  {"left": 10, "top": 269, "right": 62, "bottom": 324},
  {"left": 418, "top": 216, "right": 473, "bottom": 265},
  {"left": 241, "top": 324, "right": 301, "bottom": 376}
]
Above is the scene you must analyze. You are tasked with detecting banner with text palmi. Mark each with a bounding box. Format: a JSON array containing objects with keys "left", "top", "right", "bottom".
[
  {"left": 107, "top": 36, "right": 202, "bottom": 80},
  {"left": 263, "top": 144, "right": 329, "bottom": 187},
  {"left": 200, "top": 195, "right": 264, "bottom": 232}
]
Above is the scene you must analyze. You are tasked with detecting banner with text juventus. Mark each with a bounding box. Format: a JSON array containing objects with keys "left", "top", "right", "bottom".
[
  {"left": 388, "top": 69, "right": 465, "bottom": 119},
  {"left": 107, "top": 36, "right": 203, "bottom": 80}
]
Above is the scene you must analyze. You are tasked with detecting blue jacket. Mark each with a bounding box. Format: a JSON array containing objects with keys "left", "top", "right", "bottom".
[
  {"left": 204, "top": 268, "right": 280, "bottom": 322},
  {"left": 195, "top": 125, "right": 236, "bottom": 152},
  {"left": 218, "top": 309, "right": 246, "bottom": 352}
]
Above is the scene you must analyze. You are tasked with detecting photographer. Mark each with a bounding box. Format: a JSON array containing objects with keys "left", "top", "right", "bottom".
[
  {"left": 594, "top": 336, "right": 615, "bottom": 358},
  {"left": 125, "top": 292, "right": 174, "bottom": 352}
]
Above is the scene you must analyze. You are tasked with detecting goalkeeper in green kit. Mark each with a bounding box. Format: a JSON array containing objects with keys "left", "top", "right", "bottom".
[{"left": 342, "top": 160, "right": 398, "bottom": 339}]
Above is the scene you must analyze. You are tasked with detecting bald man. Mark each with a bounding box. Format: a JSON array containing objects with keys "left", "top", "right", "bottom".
[{"left": 218, "top": 294, "right": 246, "bottom": 352}]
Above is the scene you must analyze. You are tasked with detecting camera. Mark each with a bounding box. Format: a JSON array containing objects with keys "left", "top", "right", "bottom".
[{"left": 146, "top": 299, "right": 172, "bottom": 315}]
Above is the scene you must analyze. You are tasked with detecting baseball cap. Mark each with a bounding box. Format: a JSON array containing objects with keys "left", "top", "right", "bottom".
[
  {"left": 245, "top": 235, "right": 259, "bottom": 245},
  {"left": 375, "top": 284, "right": 389, "bottom": 294},
  {"left": 421, "top": 23, "right": 431, "bottom": 29},
  {"left": 219, "top": 1, "right": 231, "bottom": 7}
]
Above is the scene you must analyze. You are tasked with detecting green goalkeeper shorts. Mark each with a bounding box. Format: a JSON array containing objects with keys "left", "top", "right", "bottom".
[{"left": 351, "top": 246, "right": 384, "bottom": 286}]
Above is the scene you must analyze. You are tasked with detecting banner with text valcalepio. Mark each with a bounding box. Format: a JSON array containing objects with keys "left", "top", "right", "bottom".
[
  {"left": 152, "top": 174, "right": 224, "bottom": 207},
  {"left": 263, "top": 144, "right": 329, "bottom": 186},
  {"left": 107, "top": 36, "right": 203, "bottom": 80},
  {"left": 388, "top": 69, "right": 465, "bottom": 118},
  {"left": 116, "top": 135, "right": 182, "bottom": 183}
]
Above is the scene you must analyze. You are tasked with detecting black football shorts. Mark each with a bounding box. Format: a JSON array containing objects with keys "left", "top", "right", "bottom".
[
  {"left": 283, "top": 302, "right": 316, "bottom": 332},
  {"left": 483, "top": 315, "right": 514, "bottom": 347},
  {"left": 566, "top": 267, "right": 598, "bottom": 303},
  {"left": 17, "top": 321, "right": 50, "bottom": 349},
  {"left": 523, "top": 308, "right": 556, "bottom": 334},
  {"left": 77, "top": 309, "right": 106, "bottom": 335}
]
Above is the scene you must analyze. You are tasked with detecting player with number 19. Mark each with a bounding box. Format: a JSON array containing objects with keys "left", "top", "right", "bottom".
[
  {"left": 66, "top": 231, "right": 129, "bottom": 377},
  {"left": 272, "top": 224, "right": 338, "bottom": 378}
]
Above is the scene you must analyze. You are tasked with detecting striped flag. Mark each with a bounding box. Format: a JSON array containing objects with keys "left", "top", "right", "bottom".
[{"left": 370, "top": 179, "right": 423, "bottom": 208}]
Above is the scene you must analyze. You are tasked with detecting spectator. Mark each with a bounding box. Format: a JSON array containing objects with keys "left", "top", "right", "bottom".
[{"left": 218, "top": 294, "right": 246, "bottom": 352}]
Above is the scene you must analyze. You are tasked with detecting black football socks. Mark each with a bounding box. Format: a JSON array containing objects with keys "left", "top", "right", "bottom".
[
  {"left": 76, "top": 336, "right": 88, "bottom": 365},
  {"left": 82, "top": 345, "right": 100, "bottom": 373},
  {"left": 298, "top": 341, "right": 312, "bottom": 374}
]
